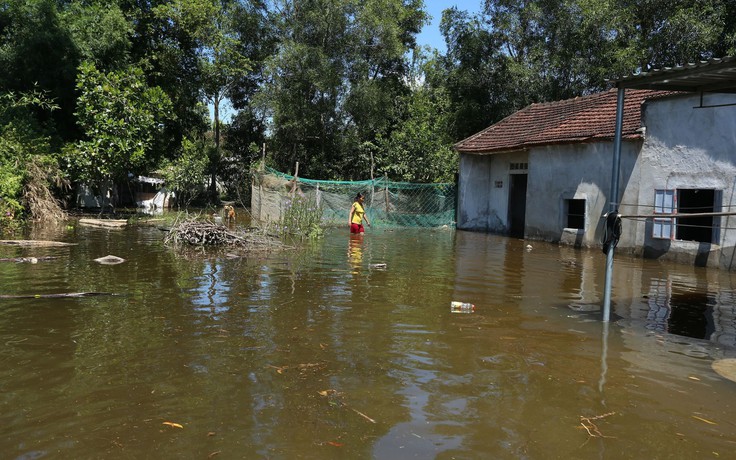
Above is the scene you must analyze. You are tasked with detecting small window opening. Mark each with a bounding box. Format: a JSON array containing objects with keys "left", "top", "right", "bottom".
[
  {"left": 566, "top": 199, "right": 585, "bottom": 229},
  {"left": 510, "top": 162, "right": 528, "bottom": 171},
  {"left": 676, "top": 189, "right": 717, "bottom": 243},
  {"left": 653, "top": 188, "right": 721, "bottom": 243}
]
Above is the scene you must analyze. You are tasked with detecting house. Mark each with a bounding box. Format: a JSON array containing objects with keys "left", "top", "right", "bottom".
[
  {"left": 75, "top": 175, "right": 172, "bottom": 212},
  {"left": 455, "top": 61, "right": 736, "bottom": 269},
  {"left": 132, "top": 175, "right": 172, "bottom": 212}
]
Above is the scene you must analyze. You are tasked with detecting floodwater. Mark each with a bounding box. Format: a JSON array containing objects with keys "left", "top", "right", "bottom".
[{"left": 1, "top": 218, "right": 736, "bottom": 459}]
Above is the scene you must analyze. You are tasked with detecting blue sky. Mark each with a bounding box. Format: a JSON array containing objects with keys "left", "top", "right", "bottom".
[{"left": 416, "top": 1, "right": 482, "bottom": 52}]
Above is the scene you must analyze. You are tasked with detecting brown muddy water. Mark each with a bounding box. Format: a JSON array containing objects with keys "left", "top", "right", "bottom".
[{"left": 1, "top": 219, "right": 736, "bottom": 459}]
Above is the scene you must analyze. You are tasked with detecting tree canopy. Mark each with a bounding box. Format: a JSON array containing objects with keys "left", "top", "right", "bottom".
[{"left": 1, "top": 0, "right": 735, "bottom": 220}]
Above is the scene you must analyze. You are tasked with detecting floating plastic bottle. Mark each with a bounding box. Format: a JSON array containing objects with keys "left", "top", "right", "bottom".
[{"left": 450, "top": 301, "right": 475, "bottom": 313}]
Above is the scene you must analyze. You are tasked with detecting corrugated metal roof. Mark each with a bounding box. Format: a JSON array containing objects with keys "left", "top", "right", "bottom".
[{"left": 611, "top": 57, "right": 736, "bottom": 92}]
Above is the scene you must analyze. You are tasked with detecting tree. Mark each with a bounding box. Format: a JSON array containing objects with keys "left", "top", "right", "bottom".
[
  {"left": 257, "top": 0, "right": 427, "bottom": 180},
  {"left": 435, "top": 0, "right": 736, "bottom": 144},
  {"left": 0, "top": 88, "right": 65, "bottom": 226},
  {"left": 63, "top": 61, "right": 172, "bottom": 208},
  {"left": 159, "top": 137, "right": 210, "bottom": 208},
  {"left": 0, "top": 0, "right": 80, "bottom": 141},
  {"left": 198, "top": 2, "right": 251, "bottom": 198},
  {"left": 61, "top": 0, "right": 133, "bottom": 72},
  {"left": 377, "top": 51, "right": 457, "bottom": 182}
]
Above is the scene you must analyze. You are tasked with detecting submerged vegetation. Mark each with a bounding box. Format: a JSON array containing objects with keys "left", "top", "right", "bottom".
[{"left": 277, "top": 194, "right": 324, "bottom": 240}]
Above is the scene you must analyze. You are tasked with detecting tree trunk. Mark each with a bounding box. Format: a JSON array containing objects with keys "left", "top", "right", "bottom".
[{"left": 211, "top": 96, "right": 221, "bottom": 200}]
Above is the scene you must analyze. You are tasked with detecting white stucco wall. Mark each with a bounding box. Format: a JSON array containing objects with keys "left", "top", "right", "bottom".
[
  {"left": 629, "top": 92, "right": 736, "bottom": 268},
  {"left": 525, "top": 142, "right": 641, "bottom": 246},
  {"left": 457, "top": 154, "right": 494, "bottom": 231},
  {"left": 458, "top": 142, "right": 639, "bottom": 246},
  {"left": 457, "top": 151, "right": 529, "bottom": 232},
  {"left": 457, "top": 92, "right": 736, "bottom": 269}
]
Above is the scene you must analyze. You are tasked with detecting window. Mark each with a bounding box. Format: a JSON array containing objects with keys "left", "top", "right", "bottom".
[
  {"left": 509, "top": 162, "right": 528, "bottom": 171},
  {"left": 653, "top": 189, "right": 675, "bottom": 239},
  {"left": 653, "top": 189, "right": 721, "bottom": 243},
  {"left": 566, "top": 199, "right": 585, "bottom": 229}
]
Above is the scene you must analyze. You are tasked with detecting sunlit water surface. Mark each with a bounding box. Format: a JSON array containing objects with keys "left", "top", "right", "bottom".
[{"left": 1, "top": 221, "right": 736, "bottom": 459}]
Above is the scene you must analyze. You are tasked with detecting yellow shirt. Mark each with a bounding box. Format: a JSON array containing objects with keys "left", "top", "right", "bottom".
[{"left": 351, "top": 202, "right": 366, "bottom": 224}]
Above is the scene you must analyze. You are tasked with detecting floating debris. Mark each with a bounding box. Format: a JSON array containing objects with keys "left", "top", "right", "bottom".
[
  {"left": 79, "top": 218, "right": 128, "bottom": 228},
  {"left": 0, "top": 240, "right": 75, "bottom": 247},
  {"left": 94, "top": 255, "right": 126, "bottom": 265},
  {"left": 712, "top": 358, "right": 736, "bottom": 383},
  {"left": 0, "top": 256, "right": 57, "bottom": 263},
  {"left": 451, "top": 301, "right": 475, "bottom": 313},
  {"left": 164, "top": 219, "right": 286, "bottom": 252},
  {"left": 0, "top": 292, "right": 118, "bottom": 299}
]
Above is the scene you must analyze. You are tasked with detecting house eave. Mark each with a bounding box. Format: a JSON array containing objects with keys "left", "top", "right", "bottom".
[{"left": 456, "top": 134, "right": 644, "bottom": 155}]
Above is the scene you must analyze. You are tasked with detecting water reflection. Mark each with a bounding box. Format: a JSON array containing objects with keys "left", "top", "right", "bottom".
[
  {"left": 348, "top": 233, "right": 363, "bottom": 272},
  {"left": 2, "top": 224, "right": 736, "bottom": 458},
  {"left": 644, "top": 277, "right": 736, "bottom": 347}
]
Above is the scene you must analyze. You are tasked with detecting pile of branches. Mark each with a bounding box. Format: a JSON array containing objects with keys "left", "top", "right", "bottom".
[
  {"left": 164, "top": 219, "right": 285, "bottom": 252},
  {"left": 23, "top": 157, "right": 68, "bottom": 222}
]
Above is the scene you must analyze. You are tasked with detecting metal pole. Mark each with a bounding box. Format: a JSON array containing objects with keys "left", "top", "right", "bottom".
[
  {"left": 603, "top": 88, "right": 625, "bottom": 322},
  {"left": 598, "top": 321, "right": 609, "bottom": 394}
]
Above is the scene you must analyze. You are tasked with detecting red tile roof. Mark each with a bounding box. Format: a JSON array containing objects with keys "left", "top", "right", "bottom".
[{"left": 454, "top": 88, "right": 673, "bottom": 154}]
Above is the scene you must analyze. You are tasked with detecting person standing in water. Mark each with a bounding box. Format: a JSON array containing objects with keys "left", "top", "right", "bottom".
[{"left": 348, "top": 192, "right": 371, "bottom": 233}]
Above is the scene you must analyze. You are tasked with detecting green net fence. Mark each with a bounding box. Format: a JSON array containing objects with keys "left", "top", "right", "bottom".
[{"left": 251, "top": 167, "right": 456, "bottom": 228}]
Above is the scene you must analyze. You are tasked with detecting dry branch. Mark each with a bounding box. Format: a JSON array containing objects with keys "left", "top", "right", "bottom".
[
  {"left": 164, "top": 219, "right": 287, "bottom": 252},
  {"left": 23, "top": 157, "right": 68, "bottom": 222},
  {"left": 0, "top": 256, "right": 57, "bottom": 263},
  {"left": 0, "top": 240, "right": 75, "bottom": 247},
  {"left": 0, "top": 292, "right": 118, "bottom": 299},
  {"left": 580, "top": 412, "right": 616, "bottom": 438}
]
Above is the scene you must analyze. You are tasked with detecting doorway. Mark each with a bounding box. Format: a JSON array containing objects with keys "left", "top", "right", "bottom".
[{"left": 508, "top": 174, "right": 527, "bottom": 238}]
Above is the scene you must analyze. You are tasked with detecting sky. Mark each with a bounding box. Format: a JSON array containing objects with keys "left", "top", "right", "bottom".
[{"left": 416, "top": 1, "right": 482, "bottom": 52}]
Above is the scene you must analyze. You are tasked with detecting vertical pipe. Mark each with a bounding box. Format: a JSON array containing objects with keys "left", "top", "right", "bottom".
[{"left": 603, "top": 88, "right": 626, "bottom": 322}]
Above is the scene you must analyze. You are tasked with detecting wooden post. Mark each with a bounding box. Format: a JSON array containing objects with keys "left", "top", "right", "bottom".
[
  {"left": 370, "top": 151, "right": 375, "bottom": 208},
  {"left": 261, "top": 142, "right": 266, "bottom": 171},
  {"left": 290, "top": 161, "right": 299, "bottom": 197},
  {"left": 384, "top": 174, "right": 390, "bottom": 214}
]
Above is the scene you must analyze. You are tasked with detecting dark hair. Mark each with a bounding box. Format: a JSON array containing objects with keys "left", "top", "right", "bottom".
[{"left": 354, "top": 192, "right": 364, "bottom": 200}]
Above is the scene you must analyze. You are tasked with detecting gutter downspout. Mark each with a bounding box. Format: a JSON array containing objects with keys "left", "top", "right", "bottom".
[{"left": 603, "top": 88, "right": 626, "bottom": 322}]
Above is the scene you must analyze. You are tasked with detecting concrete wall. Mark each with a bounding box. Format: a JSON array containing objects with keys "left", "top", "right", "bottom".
[
  {"left": 458, "top": 142, "right": 639, "bottom": 247},
  {"left": 457, "top": 92, "right": 736, "bottom": 268},
  {"left": 525, "top": 142, "right": 640, "bottom": 247},
  {"left": 457, "top": 151, "right": 529, "bottom": 233},
  {"left": 457, "top": 154, "right": 494, "bottom": 231},
  {"left": 628, "top": 92, "right": 736, "bottom": 269}
]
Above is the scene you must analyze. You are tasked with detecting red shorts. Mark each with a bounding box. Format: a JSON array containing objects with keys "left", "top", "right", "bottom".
[{"left": 350, "top": 223, "right": 364, "bottom": 233}]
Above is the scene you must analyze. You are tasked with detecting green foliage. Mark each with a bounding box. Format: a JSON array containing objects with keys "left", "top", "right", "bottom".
[
  {"left": 258, "top": 0, "right": 428, "bottom": 180},
  {"left": 0, "top": 0, "right": 80, "bottom": 140},
  {"left": 159, "top": 137, "right": 210, "bottom": 208},
  {"left": 61, "top": 1, "right": 132, "bottom": 71},
  {"left": 63, "top": 61, "right": 172, "bottom": 191},
  {"left": 0, "top": 88, "right": 59, "bottom": 228},
  {"left": 278, "top": 194, "right": 324, "bottom": 240},
  {"left": 3, "top": 0, "right": 736, "bottom": 209},
  {"left": 377, "top": 77, "right": 457, "bottom": 183}
]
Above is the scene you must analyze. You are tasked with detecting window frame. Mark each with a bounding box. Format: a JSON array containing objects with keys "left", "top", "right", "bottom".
[
  {"left": 652, "top": 188, "right": 721, "bottom": 243},
  {"left": 652, "top": 189, "right": 676, "bottom": 240},
  {"left": 565, "top": 198, "right": 586, "bottom": 230}
]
